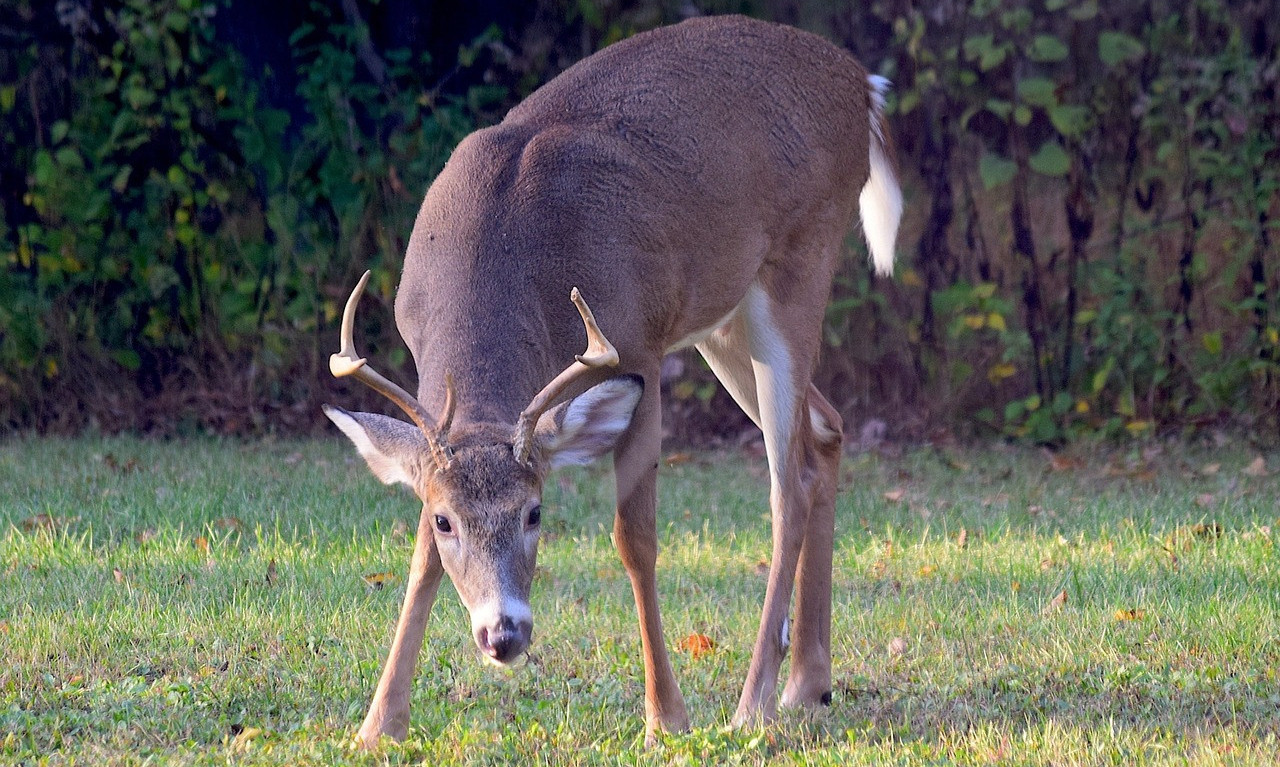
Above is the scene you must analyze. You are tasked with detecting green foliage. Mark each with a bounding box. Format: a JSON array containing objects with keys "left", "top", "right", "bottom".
[
  {"left": 882, "top": 0, "right": 1280, "bottom": 442},
  {"left": 0, "top": 0, "right": 485, "bottom": 430},
  {"left": 1, "top": 0, "right": 1277, "bottom": 440}
]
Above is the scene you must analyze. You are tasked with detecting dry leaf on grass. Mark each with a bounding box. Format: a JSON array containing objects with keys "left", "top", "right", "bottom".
[
  {"left": 1045, "top": 589, "right": 1068, "bottom": 613},
  {"left": 888, "top": 636, "right": 908, "bottom": 656},
  {"left": 211, "top": 517, "right": 245, "bottom": 533},
  {"left": 663, "top": 452, "right": 693, "bottom": 468},
  {"left": 265, "top": 559, "right": 278, "bottom": 586},
  {"left": 19, "top": 514, "right": 80, "bottom": 532},
  {"left": 103, "top": 454, "right": 141, "bottom": 474},
  {"left": 676, "top": 633, "right": 716, "bottom": 659},
  {"left": 1114, "top": 608, "right": 1146, "bottom": 622},
  {"left": 1243, "top": 456, "right": 1268, "bottom": 477},
  {"left": 956, "top": 528, "right": 969, "bottom": 549},
  {"left": 1043, "top": 449, "right": 1083, "bottom": 472},
  {"left": 231, "top": 725, "right": 264, "bottom": 750},
  {"left": 883, "top": 488, "right": 906, "bottom": 503},
  {"left": 362, "top": 571, "right": 400, "bottom": 591}
]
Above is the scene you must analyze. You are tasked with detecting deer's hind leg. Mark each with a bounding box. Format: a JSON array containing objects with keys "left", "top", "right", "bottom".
[
  {"left": 780, "top": 385, "right": 841, "bottom": 709},
  {"left": 696, "top": 275, "right": 837, "bottom": 725}
]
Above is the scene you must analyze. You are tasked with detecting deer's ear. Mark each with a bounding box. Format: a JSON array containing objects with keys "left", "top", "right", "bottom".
[
  {"left": 323, "top": 405, "right": 426, "bottom": 487},
  {"left": 536, "top": 376, "right": 643, "bottom": 470}
]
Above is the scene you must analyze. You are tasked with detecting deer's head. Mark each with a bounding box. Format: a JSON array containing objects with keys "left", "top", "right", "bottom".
[{"left": 324, "top": 272, "right": 639, "bottom": 665}]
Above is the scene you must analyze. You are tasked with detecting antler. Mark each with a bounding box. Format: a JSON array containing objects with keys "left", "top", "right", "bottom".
[
  {"left": 330, "top": 270, "right": 456, "bottom": 469},
  {"left": 512, "top": 287, "right": 619, "bottom": 465}
]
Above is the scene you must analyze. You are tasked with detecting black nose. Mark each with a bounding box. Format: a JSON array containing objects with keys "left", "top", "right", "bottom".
[{"left": 476, "top": 616, "right": 530, "bottom": 664}]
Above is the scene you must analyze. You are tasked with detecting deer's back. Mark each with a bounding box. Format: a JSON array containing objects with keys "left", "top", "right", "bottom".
[{"left": 397, "top": 15, "right": 872, "bottom": 422}]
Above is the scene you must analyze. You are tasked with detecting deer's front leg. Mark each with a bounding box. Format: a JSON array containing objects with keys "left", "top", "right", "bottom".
[
  {"left": 612, "top": 380, "right": 689, "bottom": 745},
  {"left": 358, "top": 508, "right": 444, "bottom": 747}
]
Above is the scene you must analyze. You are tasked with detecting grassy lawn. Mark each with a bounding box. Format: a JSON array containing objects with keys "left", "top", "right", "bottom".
[{"left": 1, "top": 435, "right": 1278, "bottom": 765}]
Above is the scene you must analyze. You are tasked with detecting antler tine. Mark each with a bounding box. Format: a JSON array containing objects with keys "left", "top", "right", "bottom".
[
  {"left": 330, "top": 270, "right": 454, "bottom": 468},
  {"left": 569, "top": 287, "right": 619, "bottom": 367},
  {"left": 438, "top": 371, "right": 457, "bottom": 440},
  {"left": 512, "top": 287, "right": 619, "bottom": 465}
]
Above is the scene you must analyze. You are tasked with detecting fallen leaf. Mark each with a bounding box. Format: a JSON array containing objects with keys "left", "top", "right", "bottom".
[
  {"left": 211, "top": 517, "right": 244, "bottom": 533},
  {"left": 232, "top": 725, "right": 264, "bottom": 749},
  {"left": 1045, "top": 589, "right": 1068, "bottom": 613},
  {"left": 362, "top": 571, "right": 400, "bottom": 591},
  {"left": 888, "top": 636, "right": 908, "bottom": 656},
  {"left": 265, "top": 559, "right": 277, "bottom": 586},
  {"left": 1011, "top": 580, "right": 1021, "bottom": 593},
  {"left": 664, "top": 452, "right": 693, "bottom": 468},
  {"left": 193, "top": 536, "right": 210, "bottom": 556},
  {"left": 677, "top": 633, "right": 716, "bottom": 659},
  {"left": 103, "top": 454, "right": 141, "bottom": 474},
  {"left": 1114, "top": 608, "right": 1146, "bottom": 622},
  {"left": 19, "top": 514, "right": 79, "bottom": 532},
  {"left": 20, "top": 514, "right": 56, "bottom": 532},
  {"left": 883, "top": 488, "right": 906, "bottom": 503},
  {"left": 1043, "top": 449, "right": 1083, "bottom": 472},
  {"left": 918, "top": 564, "right": 937, "bottom": 576},
  {"left": 1243, "top": 456, "right": 1268, "bottom": 477},
  {"left": 956, "top": 528, "right": 969, "bottom": 549},
  {"left": 1170, "top": 522, "right": 1223, "bottom": 550},
  {"left": 1194, "top": 522, "right": 1223, "bottom": 538},
  {"left": 113, "top": 568, "right": 127, "bottom": 584}
]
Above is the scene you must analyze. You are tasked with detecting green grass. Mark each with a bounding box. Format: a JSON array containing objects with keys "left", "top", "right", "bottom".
[{"left": 2, "top": 436, "right": 1279, "bottom": 765}]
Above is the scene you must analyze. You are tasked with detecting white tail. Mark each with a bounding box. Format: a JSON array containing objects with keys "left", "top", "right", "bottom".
[
  {"left": 322, "top": 15, "right": 903, "bottom": 749},
  {"left": 860, "top": 75, "right": 903, "bottom": 276}
]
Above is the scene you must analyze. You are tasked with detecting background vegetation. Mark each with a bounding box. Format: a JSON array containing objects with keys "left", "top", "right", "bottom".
[{"left": 1, "top": 0, "right": 1277, "bottom": 442}]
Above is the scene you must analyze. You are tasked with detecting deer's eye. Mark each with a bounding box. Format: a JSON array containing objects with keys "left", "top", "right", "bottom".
[
  {"left": 527, "top": 505, "right": 542, "bottom": 528},
  {"left": 434, "top": 515, "right": 453, "bottom": 534}
]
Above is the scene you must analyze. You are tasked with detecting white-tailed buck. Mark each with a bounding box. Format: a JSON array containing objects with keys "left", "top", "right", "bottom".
[{"left": 325, "top": 14, "right": 901, "bottom": 747}]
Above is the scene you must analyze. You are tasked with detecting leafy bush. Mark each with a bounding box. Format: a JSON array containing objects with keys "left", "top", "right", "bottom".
[
  {"left": 0, "top": 0, "right": 480, "bottom": 431},
  {"left": 1, "top": 0, "right": 1276, "bottom": 440},
  {"left": 878, "top": 0, "right": 1279, "bottom": 441}
]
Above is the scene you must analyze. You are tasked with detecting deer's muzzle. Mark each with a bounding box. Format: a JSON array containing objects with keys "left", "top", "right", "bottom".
[{"left": 471, "top": 598, "right": 533, "bottom": 665}]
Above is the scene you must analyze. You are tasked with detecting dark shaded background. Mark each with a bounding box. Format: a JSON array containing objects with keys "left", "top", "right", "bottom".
[{"left": 1, "top": 0, "right": 1276, "bottom": 445}]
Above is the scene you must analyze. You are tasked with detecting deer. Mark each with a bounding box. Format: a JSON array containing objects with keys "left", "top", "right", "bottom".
[{"left": 323, "top": 14, "right": 902, "bottom": 747}]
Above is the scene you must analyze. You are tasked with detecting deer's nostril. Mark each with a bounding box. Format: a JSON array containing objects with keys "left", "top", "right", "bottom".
[{"left": 475, "top": 618, "right": 530, "bottom": 664}]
